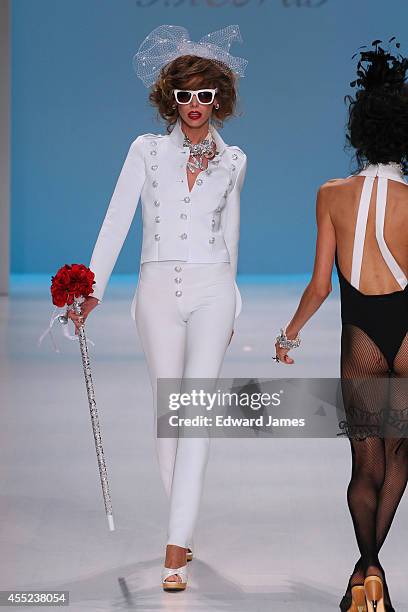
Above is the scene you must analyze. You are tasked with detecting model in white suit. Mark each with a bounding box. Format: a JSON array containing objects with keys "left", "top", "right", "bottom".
[
  {"left": 84, "top": 24, "right": 248, "bottom": 590},
  {"left": 89, "top": 118, "right": 246, "bottom": 320}
]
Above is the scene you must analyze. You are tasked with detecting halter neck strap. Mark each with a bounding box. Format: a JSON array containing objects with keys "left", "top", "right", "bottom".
[
  {"left": 351, "top": 162, "right": 407, "bottom": 184},
  {"left": 349, "top": 163, "right": 408, "bottom": 290}
]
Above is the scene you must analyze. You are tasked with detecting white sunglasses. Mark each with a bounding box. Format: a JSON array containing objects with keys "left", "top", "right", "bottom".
[{"left": 173, "top": 88, "right": 218, "bottom": 105}]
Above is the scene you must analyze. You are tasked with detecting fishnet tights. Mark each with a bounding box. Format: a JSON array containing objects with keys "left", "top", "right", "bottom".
[{"left": 341, "top": 325, "right": 408, "bottom": 608}]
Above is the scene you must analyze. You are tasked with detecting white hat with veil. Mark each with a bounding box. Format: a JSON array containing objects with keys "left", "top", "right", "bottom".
[{"left": 133, "top": 24, "right": 248, "bottom": 87}]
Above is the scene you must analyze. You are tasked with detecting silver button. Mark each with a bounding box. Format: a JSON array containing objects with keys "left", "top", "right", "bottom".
[
  {"left": 206, "top": 169, "right": 212, "bottom": 175},
  {"left": 151, "top": 165, "right": 158, "bottom": 171},
  {"left": 155, "top": 216, "right": 160, "bottom": 223},
  {"left": 154, "top": 234, "right": 160, "bottom": 241},
  {"left": 180, "top": 233, "right": 187, "bottom": 240},
  {"left": 152, "top": 180, "right": 158, "bottom": 188},
  {"left": 180, "top": 213, "right": 187, "bottom": 220},
  {"left": 215, "top": 206, "right": 222, "bottom": 213},
  {"left": 151, "top": 140, "right": 157, "bottom": 147},
  {"left": 184, "top": 196, "right": 190, "bottom": 203},
  {"left": 232, "top": 153, "right": 238, "bottom": 160},
  {"left": 175, "top": 290, "right": 182, "bottom": 297},
  {"left": 174, "top": 277, "right": 182, "bottom": 284},
  {"left": 196, "top": 178, "right": 203, "bottom": 185},
  {"left": 154, "top": 200, "right": 160, "bottom": 207},
  {"left": 174, "top": 265, "right": 182, "bottom": 272},
  {"left": 211, "top": 219, "right": 216, "bottom": 226},
  {"left": 150, "top": 150, "right": 157, "bottom": 156},
  {"left": 231, "top": 165, "right": 236, "bottom": 171},
  {"left": 209, "top": 237, "right": 215, "bottom": 244}
]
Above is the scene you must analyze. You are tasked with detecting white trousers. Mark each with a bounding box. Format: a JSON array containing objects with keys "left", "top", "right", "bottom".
[{"left": 134, "top": 261, "right": 236, "bottom": 548}]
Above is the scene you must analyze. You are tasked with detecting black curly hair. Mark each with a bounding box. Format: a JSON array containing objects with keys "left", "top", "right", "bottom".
[{"left": 344, "top": 37, "right": 408, "bottom": 173}]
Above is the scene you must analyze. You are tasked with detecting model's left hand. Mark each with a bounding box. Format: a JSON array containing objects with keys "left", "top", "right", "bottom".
[
  {"left": 228, "top": 329, "right": 234, "bottom": 346},
  {"left": 274, "top": 341, "right": 295, "bottom": 365}
]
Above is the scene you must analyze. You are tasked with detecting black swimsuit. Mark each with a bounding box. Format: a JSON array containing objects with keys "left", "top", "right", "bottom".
[
  {"left": 335, "top": 162, "right": 408, "bottom": 438},
  {"left": 335, "top": 249, "right": 408, "bottom": 373}
]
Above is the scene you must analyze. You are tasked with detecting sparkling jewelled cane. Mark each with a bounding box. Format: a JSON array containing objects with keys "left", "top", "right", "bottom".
[
  {"left": 70, "top": 297, "right": 115, "bottom": 531},
  {"left": 39, "top": 263, "right": 115, "bottom": 531}
]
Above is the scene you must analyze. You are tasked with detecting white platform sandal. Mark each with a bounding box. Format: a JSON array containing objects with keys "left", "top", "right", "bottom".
[
  {"left": 162, "top": 564, "right": 188, "bottom": 591},
  {"left": 186, "top": 537, "right": 194, "bottom": 562}
]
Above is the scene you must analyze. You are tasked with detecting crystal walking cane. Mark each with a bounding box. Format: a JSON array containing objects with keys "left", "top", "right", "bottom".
[
  {"left": 40, "top": 263, "right": 116, "bottom": 531},
  {"left": 69, "top": 297, "right": 115, "bottom": 531}
]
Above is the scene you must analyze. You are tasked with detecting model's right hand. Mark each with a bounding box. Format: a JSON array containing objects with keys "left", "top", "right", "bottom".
[
  {"left": 274, "top": 340, "right": 295, "bottom": 365},
  {"left": 67, "top": 296, "right": 100, "bottom": 335}
]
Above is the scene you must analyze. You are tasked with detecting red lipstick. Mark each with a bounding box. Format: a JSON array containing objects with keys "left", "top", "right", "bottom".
[{"left": 188, "top": 111, "right": 202, "bottom": 120}]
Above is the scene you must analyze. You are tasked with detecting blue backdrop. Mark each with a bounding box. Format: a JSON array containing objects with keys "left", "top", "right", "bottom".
[{"left": 10, "top": 0, "right": 408, "bottom": 275}]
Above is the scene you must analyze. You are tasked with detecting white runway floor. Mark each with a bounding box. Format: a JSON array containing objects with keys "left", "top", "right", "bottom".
[{"left": 1, "top": 275, "right": 407, "bottom": 611}]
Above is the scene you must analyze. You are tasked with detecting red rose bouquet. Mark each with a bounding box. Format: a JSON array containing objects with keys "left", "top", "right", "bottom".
[
  {"left": 51, "top": 263, "right": 95, "bottom": 307},
  {"left": 38, "top": 264, "right": 97, "bottom": 351}
]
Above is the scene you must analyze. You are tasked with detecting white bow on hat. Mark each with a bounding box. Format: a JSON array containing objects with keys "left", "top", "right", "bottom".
[{"left": 133, "top": 24, "right": 248, "bottom": 87}]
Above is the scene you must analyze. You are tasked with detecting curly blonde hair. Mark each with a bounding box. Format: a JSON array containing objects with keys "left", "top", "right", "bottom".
[{"left": 149, "top": 55, "right": 238, "bottom": 132}]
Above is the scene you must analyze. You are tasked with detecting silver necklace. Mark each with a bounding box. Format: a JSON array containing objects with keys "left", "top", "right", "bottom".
[{"left": 183, "top": 132, "right": 216, "bottom": 173}]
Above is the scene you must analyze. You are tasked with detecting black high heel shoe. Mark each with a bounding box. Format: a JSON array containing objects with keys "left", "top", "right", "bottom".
[
  {"left": 340, "top": 568, "right": 395, "bottom": 612},
  {"left": 364, "top": 576, "right": 385, "bottom": 612},
  {"left": 381, "top": 575, "right": 395, "bottom": 612},
  {"left": 340, "top": 574, "right": 361, "bottom": 611},
  {"left": 340, "top": 578, "right": 353, "bottom": 611},
  {"left": 366, "top": 571, "right": 395, "bottom": 612},
  {"left": 350, "top": 585, "right": 367, "bottom": 611}
]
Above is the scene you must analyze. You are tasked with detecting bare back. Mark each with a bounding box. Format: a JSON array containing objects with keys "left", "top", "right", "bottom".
[{"left": 326, "top": 168, "right": 408, "bottom": 295}]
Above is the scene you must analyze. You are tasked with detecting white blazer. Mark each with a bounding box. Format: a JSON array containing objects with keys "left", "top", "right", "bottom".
[{"left": 89, "top": 119, "right": 247, "bottom": 320}]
